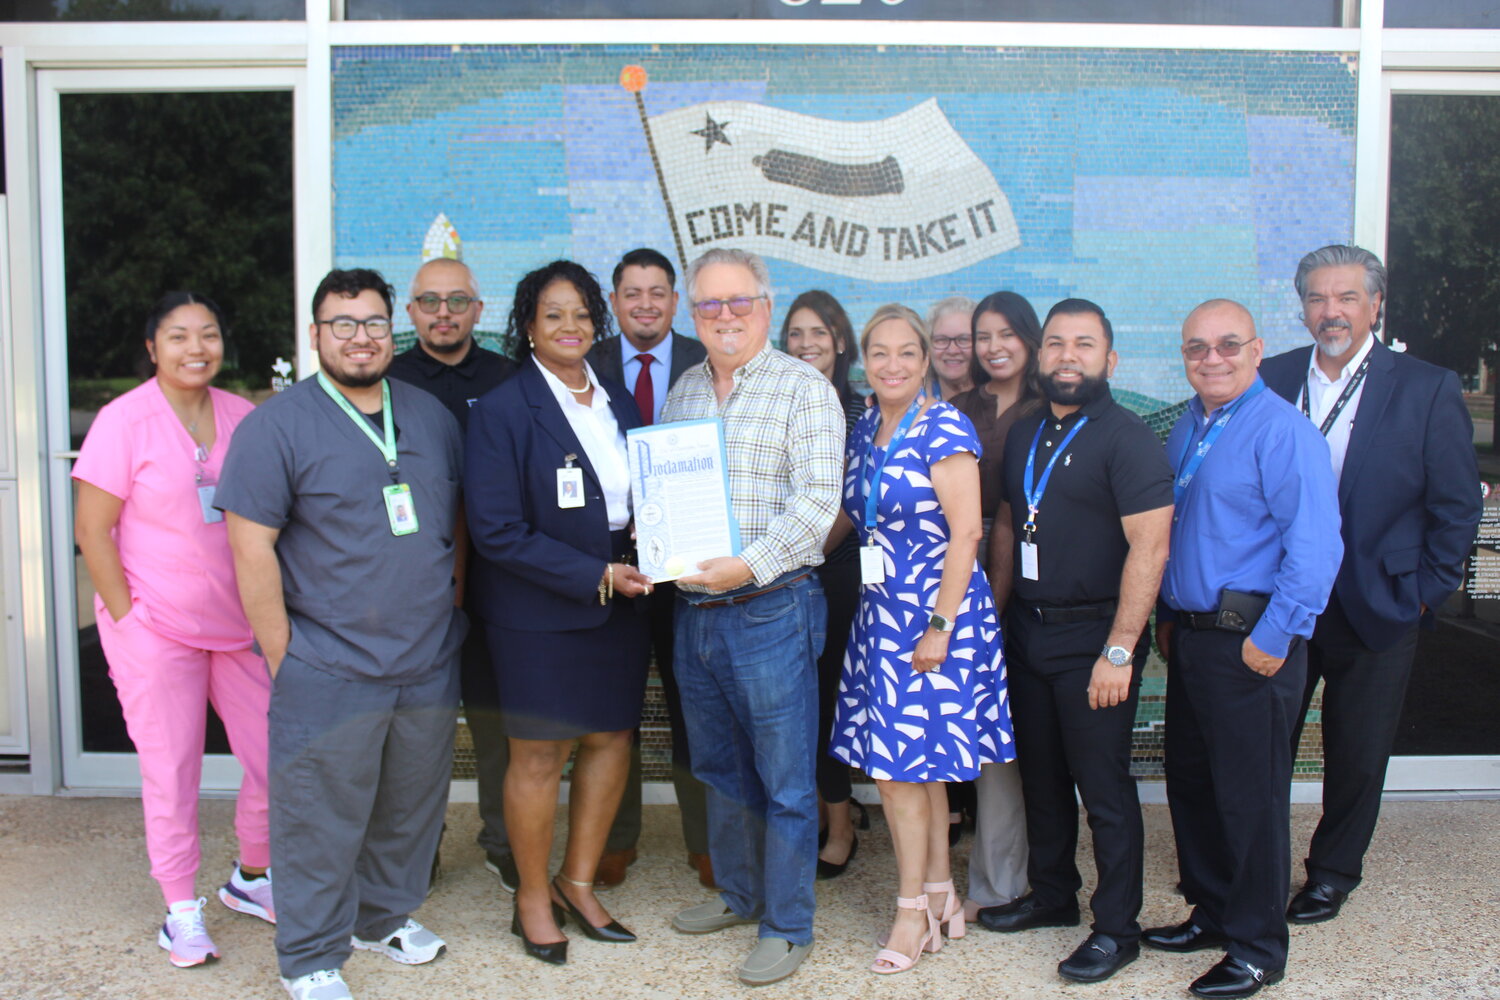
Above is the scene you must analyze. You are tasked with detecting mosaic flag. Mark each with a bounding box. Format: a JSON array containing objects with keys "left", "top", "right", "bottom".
[{"left": 647, "top": 98, "right": 1020, "bottom": 282}]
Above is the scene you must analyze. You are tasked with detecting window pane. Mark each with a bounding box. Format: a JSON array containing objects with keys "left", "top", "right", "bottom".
[
  {"left": 1386, "top": 93, "right": 1500, "bottom": 756},
  {"left": 345, "top": 0, "right": 1339, "bottom": 26},
  {"left": 2, "top": 0, "right": 303, "bottom": 20},
  {"left": 1386, "top": 0, "right": 1500, "bottom": 28}
]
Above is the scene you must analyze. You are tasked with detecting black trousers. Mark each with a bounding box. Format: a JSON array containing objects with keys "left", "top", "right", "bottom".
[
  {"left": 1289, "top": 594, "right": 1419, "bottom": 893},
  {"left": 608, "top": 583, "right": 709, "bottom": 855},
  {"left": 814, "top": 558, "right": 859, "bottom": 805},
  {"left": 1166, "top": 627, "right": 1306, "bottom": 972},
  {"left": 1005, "top": 606, "right": 1145, "bottom": 942}
]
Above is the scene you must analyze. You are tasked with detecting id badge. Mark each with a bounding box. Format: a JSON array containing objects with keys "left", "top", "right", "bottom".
[
  {"left": 860, "top": 544, "right": 886, "bottom": 585},
  {"left": 557, "top": 466, "right": 585, "bottom": 509},
  {"left": 197, "top": 484, "right": 223, "bottom": 524},
  {"left": 1020, "top": 540, "right": 1040, "bottom": 581},
  {"left": 383, "top": 483, "right": 420, "bottom": 536}
]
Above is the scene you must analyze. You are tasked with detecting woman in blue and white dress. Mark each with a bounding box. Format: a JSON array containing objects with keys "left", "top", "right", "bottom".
[{"left": 828, "top": 303, "right": 1015, "bottom": 975}]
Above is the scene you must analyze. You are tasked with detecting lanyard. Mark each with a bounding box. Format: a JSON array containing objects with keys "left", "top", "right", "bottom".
[
  {"left": 862, "top": 395, "right": 924, "bottom": 534},
  {"left": 1300, "top": 355, "right": 1370, "bottom": 436},
  {"left": 1021, "top": 414, "right": 1089, "bottom": 539},
  {"left": 1173, "top": 381, "right": 1265, "bottom": 505},
  {"left": 317, "top": 372, "right": 399, "bottom": 479}
]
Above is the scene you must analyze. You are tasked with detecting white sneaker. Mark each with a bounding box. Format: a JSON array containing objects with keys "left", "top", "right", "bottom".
[
  {"left": 158, "top": 896, "right": 219, "bottom": 968},
  {"left": 350, "top": 919, "right": 446, "bottom": 965},
  {"left": 281, "top": 969, "right": 353, "bottom": 1000}
]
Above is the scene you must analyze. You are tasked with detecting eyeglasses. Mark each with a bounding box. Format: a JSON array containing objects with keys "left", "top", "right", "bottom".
[
  {"left": 318, "top": 317, "right": 393, "bottom": 340},
  {"left": 1181, "top": 337, "right": 1256, "bottom": 361},
  {"left": 413, "top": 293, "right": 476, "bottom": 315},
  {"left": 932, "top": 335, "right": 973, "bottom": 351},
  {"left": 693, "top": 295, "right": 767, "bottom": 319}
]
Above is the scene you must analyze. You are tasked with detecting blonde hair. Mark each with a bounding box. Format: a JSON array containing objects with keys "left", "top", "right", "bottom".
[{"left": 860, "top": 303, "right": 930, "bottom": 359}]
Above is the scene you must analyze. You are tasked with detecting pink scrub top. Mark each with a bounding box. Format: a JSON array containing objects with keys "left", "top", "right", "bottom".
[{"left": 72, "top": 379, "right": 257, "bottom": 651}]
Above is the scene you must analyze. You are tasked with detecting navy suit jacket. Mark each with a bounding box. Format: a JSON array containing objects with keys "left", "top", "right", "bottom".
[
  {"left": 464, "top": 360, "right": 644, "bottom": 631},
  {"left": 1260, "top": 339, "right": 1481, "bottom": 650},
  {"left": 586, "top": 332, "right": 707, "bottom": 397}
]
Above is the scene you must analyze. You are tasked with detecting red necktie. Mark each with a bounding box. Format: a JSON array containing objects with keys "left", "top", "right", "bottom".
[{"left": 634, "top": 353, "right": 656, "bottom": 426}]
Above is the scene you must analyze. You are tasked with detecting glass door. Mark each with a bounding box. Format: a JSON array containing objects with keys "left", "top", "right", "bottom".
[
  {"left": 1381, "top": 72, "right": 1500, "bottom": 791},
  {"left": 37, "top": 67, "right": 303, "bottom": 789}
]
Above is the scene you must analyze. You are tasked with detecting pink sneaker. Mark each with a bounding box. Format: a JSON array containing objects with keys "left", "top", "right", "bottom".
[
  {"left": 218, "top": 864, "right": 276, "bottom": 924},
  {"left": 158, "top": 897, "right": 220, "bottom": 968}
]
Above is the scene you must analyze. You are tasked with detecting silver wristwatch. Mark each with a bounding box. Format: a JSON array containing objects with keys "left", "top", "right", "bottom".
[
  {"left": 1102, "top": 644, "right": 1132, "bottom": 667},
  {"left": 929, "top": 613, "right": 955, "bottom": 633}
]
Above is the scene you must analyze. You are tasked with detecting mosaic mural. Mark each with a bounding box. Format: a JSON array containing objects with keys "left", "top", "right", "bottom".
[{"left": 332, "top": 44, "right": 1358, "bottom": 779}]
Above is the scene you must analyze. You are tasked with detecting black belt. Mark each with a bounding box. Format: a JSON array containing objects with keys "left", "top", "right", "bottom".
[
  {"left": 693, "top": 572, "right": 812, "bottom": 609},
  {"left": 1176, "top": 610, "right": 1225, "bottom": 631},
  {"left": 1021, "top": 600, "right": 1116, "bottom": 625}
]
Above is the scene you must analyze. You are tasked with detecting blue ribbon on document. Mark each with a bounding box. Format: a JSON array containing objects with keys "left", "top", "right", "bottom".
[
  {"left": 861, "top": 394, "right": 924, "bottom": 537},
  {"left": 1173, "top": 381, "right": 1265, "bottom": 505},
  {"left": 1021, "top": 416, "right": 1089, "bottom": 539}
]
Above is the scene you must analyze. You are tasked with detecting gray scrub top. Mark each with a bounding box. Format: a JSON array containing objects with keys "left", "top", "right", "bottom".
[{"left": 216, "top": 375, "right": 467, "bottom": 685}]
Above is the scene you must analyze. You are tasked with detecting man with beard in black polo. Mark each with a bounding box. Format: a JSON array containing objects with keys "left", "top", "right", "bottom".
[{"left": 983, "top": 298, "right": 1174, "bottom": 985}]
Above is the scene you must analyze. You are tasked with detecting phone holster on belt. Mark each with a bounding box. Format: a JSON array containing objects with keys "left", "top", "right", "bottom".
[{"left": 1216, "top": 588, "right": 1270, "bottom": 634}]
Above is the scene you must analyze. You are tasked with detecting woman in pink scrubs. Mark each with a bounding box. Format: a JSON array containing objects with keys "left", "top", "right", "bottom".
[{"left": 73, "top": 292, "right": 273, "bottom": 969}]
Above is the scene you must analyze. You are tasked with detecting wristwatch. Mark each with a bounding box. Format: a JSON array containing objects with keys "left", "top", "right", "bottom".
[
  {"left": 1102, "top": 644, "right": 1132, "bottom": 667},
  {"left": 929, "top": 613, "right": 955, "bottom": 633}
]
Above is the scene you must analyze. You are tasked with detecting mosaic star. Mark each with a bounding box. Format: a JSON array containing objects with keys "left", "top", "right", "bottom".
[{"left": 692, "top": 113, "right": 732, "bottom": 153}]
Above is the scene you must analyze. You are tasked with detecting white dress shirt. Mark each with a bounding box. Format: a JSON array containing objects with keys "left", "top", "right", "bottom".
[
  {"left": 621, "top": 334, "right": 674, "bottom": 425},
  {"left": 1301, "top": 334, "right": 1375, "bottom": 482},
  {"left": 534, "top": 357, "right": 632, "bottom": 529}
]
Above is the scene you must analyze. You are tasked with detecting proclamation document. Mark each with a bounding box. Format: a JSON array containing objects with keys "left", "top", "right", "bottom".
[{"left": 628, "top": 418, "right": 741, "bottom": 582}]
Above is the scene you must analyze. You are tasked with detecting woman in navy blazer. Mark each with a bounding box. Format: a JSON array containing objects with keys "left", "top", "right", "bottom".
[{"left": 466, "top": 261, "right": 652, "bottom": 966}]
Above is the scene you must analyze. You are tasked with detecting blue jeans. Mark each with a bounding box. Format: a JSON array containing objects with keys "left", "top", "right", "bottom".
[{"left": 675, "top": 571, "right": 826, "bottom": 945}]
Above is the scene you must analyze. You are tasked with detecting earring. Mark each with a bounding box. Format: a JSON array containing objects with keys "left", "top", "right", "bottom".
[{"left": 528, "top": 337, "right": 536, "bottom": 348}]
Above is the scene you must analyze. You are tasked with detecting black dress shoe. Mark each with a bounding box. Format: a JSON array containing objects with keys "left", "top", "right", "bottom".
[
  {"left": 485, "top": 851, "right": 519, "bottom": 894},
  {"left": 1141, "top": 919, "right": 1229, "bottom": 953},
  {"left": 1286, "top": 881, "right": 1347, "bottom": 924},
  {"left": 1189, "top": 955, "right": 1284, "bottom": 998},
  {"left": 977, "top": 892, "right": 1081, "bottom": 933},
  {"left": 1058, "top": 932, "right": 1141, "bottom": 983},
  {"left": 551, "top": 876, "right": 636, "bottom": 942},
  {"left": 511, "top": 903, "right": 569, "bottom": 965},
  {"left": 816, "top": 833, "right": 858, "bottom": 880}
]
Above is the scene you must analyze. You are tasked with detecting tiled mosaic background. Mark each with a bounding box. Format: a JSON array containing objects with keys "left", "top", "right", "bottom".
[{"left": 332, "top": 44, "right": 1355, "bottom": 782}]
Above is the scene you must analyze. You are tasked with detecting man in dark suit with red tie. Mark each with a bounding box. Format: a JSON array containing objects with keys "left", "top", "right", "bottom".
[
  {"left": 1259, "top": 245, "right": 1481, "bottom": 925},
  {"left": 585, "top": 247, "right": 710, "bottom": 889}
]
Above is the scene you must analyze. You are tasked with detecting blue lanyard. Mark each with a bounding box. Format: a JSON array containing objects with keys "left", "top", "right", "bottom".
[
  {"left": 1173, "top": 381, "right": 1265, "bottom": 505},
  {"left": 1021, "top": 414, "right": 1089, "bottom": 538},
  {"left": 862, "top": 395, "right": 924, "bottom": 534}
]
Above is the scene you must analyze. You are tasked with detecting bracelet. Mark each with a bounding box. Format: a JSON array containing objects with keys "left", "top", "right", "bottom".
[
  {"left": 607, "top": 563, "right": 615, "bottom": 600},
  {"left": 598, "top": 564, "right": 609, "bottom": 606}
]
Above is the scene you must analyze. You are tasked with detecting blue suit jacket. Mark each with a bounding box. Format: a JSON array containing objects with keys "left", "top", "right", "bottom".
[
  {"left": 1260, "top": 340, "right": 1481, "bottom": 650},
  {"left": 464, "top": 360, "right": 644, "bottom": 631}
]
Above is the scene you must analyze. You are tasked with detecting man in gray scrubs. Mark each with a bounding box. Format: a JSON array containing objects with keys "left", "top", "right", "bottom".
[{"left": 220, "top": 268, "right": 466, "bottom": 1000}]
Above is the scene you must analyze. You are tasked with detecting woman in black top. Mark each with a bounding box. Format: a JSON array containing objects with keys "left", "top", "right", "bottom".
[{"left": 782, "top": 289, "right": 869, "bottom": 878}]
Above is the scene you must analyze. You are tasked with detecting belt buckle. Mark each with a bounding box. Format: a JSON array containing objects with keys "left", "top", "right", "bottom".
[{"left": 1030, "top": 606, "right": 1046, "bottom": 623}]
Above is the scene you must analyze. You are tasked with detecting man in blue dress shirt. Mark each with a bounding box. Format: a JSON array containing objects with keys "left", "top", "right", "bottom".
[{"left": 1144, "top": 299, "right": 1342, "bottom": 1000}]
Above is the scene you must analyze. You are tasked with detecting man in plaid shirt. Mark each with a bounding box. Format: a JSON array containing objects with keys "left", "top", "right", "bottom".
[{"left": 663, "top": 248, "right": 844, "bottom": 987}]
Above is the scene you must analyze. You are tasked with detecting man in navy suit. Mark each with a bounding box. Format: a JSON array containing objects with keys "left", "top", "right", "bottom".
[
  {"left": 585, "top": 248, "right": 711, "bottom": 890},
  {"left": 1260, "top": 245, "right": 1482, "bottom": 924}
]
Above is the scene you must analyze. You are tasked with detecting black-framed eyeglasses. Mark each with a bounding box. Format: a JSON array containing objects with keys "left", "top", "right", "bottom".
[
  {"left": 693, "top": 295, "right": 767, "bottom": 320},
  {"left": 413, "top": 293, "right": 476, "bottom": 315},
  {"left": 932, "top": 335, "right": 973, "bottom": 351},
  {"left": 318, "top": 316, "right": 393, "bottom": 340}
]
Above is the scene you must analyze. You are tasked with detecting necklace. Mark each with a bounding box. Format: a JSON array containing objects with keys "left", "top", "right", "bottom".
[{"left": 562, "top": 372, "right": 592, "bottom": 394}]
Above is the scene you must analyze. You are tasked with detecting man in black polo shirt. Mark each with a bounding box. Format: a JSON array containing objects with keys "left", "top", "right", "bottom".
[
  {"left": 388, "top": 257, "right": 517, "bottom": 892},
  {"left": 982, "top": 298, "right": 1175, "bottom": 985}
]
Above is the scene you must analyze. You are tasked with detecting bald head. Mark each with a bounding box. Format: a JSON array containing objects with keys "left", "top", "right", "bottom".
[
  {"left": 1181, "top": 299, "right": 1263, "bottom": 411},
  {"left": 407, "top": 258, "right": 484, "bottom": 361}
]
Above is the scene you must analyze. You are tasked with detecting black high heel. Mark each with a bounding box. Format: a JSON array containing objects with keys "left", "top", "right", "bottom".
[
  {"left": 552, "top": 875, "right": 637, "bottom": 943},
  {"left": 511, "top": 901, "right": 569, "bottom": 965}
]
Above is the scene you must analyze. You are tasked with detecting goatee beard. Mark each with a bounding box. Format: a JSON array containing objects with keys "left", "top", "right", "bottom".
[
  {"left": 1042, "top": 371, "right": 1108, "bottom": 406},
  {"left": 426, "top": 335, "right": 470, "bottom": 355}
]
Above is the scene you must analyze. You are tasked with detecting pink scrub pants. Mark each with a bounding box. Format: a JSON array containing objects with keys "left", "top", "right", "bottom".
[{"left": 96, "top": 603, "right": 271, "bottom": 906}]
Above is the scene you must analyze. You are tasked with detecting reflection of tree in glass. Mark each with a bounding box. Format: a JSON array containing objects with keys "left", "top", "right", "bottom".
[
  {"left": 1388, "top": 94, "right": 1500, "bottom": 451},
  {"left": 61, "top": 90, "right": 293, "bottom": 391}
]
